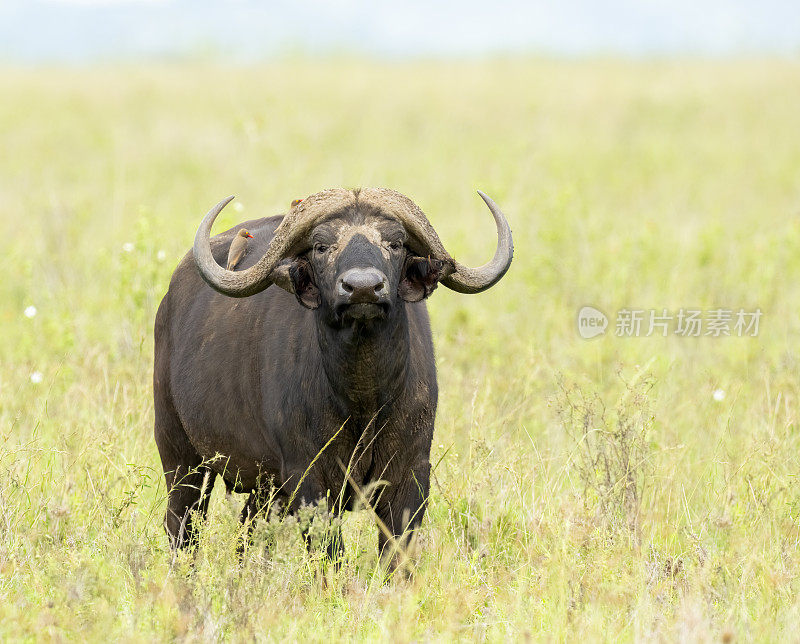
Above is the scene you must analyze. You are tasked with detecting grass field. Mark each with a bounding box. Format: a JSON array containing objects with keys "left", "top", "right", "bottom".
[{"left": 1, "top": 58, "right": 799, "bottom": 641}]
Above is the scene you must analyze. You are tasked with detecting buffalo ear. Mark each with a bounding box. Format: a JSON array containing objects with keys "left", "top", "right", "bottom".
[
  {"left": 288, "top": 257, "right": 321, "bottom": 309},
  {"left": 399, "top": 256, "right": 445, "bottom": 302},
  {"left": 270, "top": 262, "right": 294, "bottom": 293}
]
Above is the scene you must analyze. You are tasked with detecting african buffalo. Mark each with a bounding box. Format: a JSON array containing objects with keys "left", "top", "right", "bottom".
[{"left": 153, "top": 188, "right": 513, "bottom": 563}]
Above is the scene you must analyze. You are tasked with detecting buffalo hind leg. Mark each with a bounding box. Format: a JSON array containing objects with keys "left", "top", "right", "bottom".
[
  {"left": 235, "top": 483, "right": 344, "bottom": 563},
  {"left": 286, "top": 479, "right": 345, "bottom": 565},
  {"left": 303, "top": 518, "right": 344, "bottom": 564},
  {"left": 237, "top": 486, "right": 274, "bottom": 554}
]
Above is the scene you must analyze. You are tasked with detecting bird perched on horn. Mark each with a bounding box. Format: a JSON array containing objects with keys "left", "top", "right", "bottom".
[{"left": 226, "top": 228, "right": 254, "bottom": 271}]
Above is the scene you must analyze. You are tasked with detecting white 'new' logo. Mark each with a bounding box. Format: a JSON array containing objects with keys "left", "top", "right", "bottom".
[{"left": 577, "top": 306, "right": 608, "bottom": 339}]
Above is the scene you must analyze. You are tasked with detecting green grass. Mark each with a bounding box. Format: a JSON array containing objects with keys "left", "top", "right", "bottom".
[{"left": 1, "top": 58, "right": 799, "bottom": 641}]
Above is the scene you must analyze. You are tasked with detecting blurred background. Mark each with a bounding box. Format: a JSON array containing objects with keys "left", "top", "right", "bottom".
[
  {"left": 2, "top": 1, "right": 800, "bottom": 640},
  {"left": 2, "top": 0, "right": 799, "bottom": 63}
]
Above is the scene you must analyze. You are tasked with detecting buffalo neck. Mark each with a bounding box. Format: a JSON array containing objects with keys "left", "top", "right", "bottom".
[{"left": 315, "top": 305, "right": 410, "bottom": 421}]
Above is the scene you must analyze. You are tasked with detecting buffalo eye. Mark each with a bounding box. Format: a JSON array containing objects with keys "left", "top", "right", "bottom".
[
  {"left": 387, "top": 240, "right": 403, "bottom": 251},
  {"left": 314, "top": 243, "right": 329, "bottom": 254}
]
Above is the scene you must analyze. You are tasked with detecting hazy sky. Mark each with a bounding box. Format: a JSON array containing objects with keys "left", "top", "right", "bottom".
[{"left": 1, "top": 0, "right": 799, "bottom": 62}]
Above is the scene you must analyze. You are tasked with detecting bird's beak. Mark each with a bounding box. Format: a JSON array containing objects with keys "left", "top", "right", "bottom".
[{"left": 247, "top": 233, "right": 254, "bottom": 238}]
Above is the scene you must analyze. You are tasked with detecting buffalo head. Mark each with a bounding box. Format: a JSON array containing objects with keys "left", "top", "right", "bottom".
[{"left": 192, "top": 188, "right": 513, "bottom": 327}]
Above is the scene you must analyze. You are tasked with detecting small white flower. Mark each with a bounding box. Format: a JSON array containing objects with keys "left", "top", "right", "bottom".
[
  {"left": 122, "top": 242, "right": 134, "bottom": 253},
  {"left": 233, "top": 202, "right": 244, "bottom": 213},
  {"left": 30, "top": 371, "right": 43, "bottom": 384},
  {"left": 157, "top": 250, "right": 167, "bottom": 262},
  {"left": 24, "top": 305, "right": 37, "bottom": 318},
  {"left": 712, "top": 389, "right": 725, "bottom": 402}
]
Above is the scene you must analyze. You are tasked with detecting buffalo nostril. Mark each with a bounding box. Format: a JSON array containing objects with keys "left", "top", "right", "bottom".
[{"left": 337, "top": 268, "right": 388, "bottom": 303}]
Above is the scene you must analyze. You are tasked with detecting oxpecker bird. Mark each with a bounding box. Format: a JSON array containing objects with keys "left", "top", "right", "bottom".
[{"left": 226, "top": 229, "right": 254, "bottom": 271}]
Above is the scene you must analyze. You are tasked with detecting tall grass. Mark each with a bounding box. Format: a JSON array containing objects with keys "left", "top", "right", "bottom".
[{"left": 0, "top": 58, "right": 799, "bottom": 640}]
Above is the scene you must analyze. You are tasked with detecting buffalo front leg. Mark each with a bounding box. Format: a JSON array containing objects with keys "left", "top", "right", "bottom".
[
  {"left": 154, "top": 391, "right": 216, "bottom": 550},
  {"left": 375, "top": 460, "right": 430, "bottom": 572}
]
